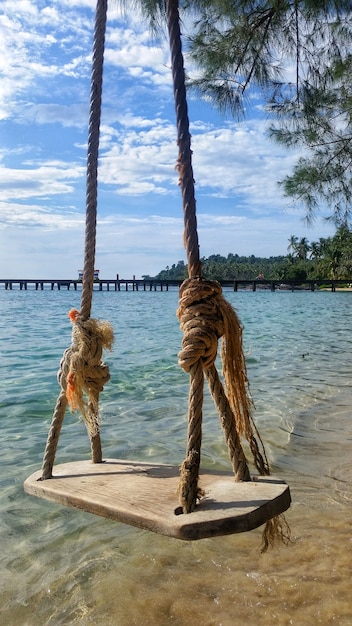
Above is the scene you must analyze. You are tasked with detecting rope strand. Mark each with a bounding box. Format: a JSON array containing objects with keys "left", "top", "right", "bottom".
[
  {"left": 166, "top": 0, "right": 201, "bottom": 279},
  {"left": 40, "top": 0, "right": 110, "bottom": 476},
  {"left": 80, "top": 0, "right": 107, "bottom": 321}
]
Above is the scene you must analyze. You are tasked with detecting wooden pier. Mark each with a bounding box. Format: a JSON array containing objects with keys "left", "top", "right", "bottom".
[
  {"left": 0, "top": 278, "right": 181, "bottom": 291},
  {"left": 0, "top": 278, "right": 350, "bottom": 292}
]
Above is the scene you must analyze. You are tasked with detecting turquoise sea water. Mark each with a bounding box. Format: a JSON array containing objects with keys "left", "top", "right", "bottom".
[{"left": 1, "top": 287, "right": 352, "bottom": 625}]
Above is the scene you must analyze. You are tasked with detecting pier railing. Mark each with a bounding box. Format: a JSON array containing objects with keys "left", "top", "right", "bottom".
[{"left": 0, "top": 278, "right": 350, "bottom": 292}]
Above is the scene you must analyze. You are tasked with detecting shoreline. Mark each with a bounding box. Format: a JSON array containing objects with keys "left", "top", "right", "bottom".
[{"left": 320, "top": 286, "right": 352, "bottom": 291}]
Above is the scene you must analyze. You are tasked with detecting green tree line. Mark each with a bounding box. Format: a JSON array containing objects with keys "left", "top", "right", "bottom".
[{"left": 152, "top": 225, "right": 352, "bottom": 282}]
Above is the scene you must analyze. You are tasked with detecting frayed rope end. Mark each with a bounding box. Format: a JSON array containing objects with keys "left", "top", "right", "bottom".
[{"left": 261, "top": 514, "right": 291, "bottom": 553}]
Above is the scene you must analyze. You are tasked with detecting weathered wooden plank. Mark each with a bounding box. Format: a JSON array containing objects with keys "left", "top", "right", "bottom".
[{"left": 24, "top": 459, "right": 291, "bottom": 540}]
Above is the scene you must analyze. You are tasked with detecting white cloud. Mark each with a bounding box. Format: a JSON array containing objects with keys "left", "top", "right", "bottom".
[
  {"left": 20, "top": 103, "right": 89, "bottom": 127},
  {"left": 0, "top": 161, "right": 84, "bottom": 201},
  {"left": 0, "top": 1, "right": 94, "bottom": 120},
  {"left": 0, "top": 200, "right": 83, "bottom": 228}
]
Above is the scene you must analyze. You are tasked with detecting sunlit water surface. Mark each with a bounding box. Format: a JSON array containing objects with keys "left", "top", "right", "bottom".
[{"left": 1, "top": 288, "right": 351, "bottom": 625}]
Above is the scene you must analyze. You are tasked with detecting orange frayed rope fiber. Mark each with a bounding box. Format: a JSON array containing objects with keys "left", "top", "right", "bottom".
[{"left": 59, "top": 309, "right": 114, "bottom": 436}]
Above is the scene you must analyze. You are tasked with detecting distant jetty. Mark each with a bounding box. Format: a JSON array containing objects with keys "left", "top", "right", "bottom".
[{"left": 0, "top": 278, "right": 350, "bottom": 292}]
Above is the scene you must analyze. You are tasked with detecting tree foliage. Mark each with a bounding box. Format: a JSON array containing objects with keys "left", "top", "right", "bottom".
[
  {"left": 184, "top": 0, "right": 352, "bottom": 223},
  {"left": 269, "top": 55, "right": 352, "bottom": 225}
]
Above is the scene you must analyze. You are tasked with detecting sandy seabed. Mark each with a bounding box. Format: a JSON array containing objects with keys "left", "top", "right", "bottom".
[{"left": 3, "top": 470, "right": 351, "bottom": 626}]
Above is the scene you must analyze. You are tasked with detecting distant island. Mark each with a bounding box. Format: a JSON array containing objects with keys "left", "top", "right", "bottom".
[{"left": 144, "top": 225, "right": 352, "bottom": 283}]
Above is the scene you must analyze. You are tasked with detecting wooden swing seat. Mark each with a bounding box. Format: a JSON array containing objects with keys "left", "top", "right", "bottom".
[{"left": 24, "top": 459, "right": 290, "bottom": 540}]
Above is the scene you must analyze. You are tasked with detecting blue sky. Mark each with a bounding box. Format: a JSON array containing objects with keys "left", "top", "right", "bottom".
[{"left": 0, "top": 0, "right": 336, "bottom": 279}]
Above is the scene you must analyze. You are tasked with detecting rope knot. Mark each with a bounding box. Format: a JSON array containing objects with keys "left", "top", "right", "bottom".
[
  {"left": 58, "top": 309, "right": 114, "bottom": 435},
  {"left": 177, "top": 278, "right": 257, "bottom": 444},
  {"left": 177, "top": 278, "right": 225, "bottom": 371}
]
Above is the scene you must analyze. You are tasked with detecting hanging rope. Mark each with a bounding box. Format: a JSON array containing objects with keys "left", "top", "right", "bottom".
[
  {"left": 41, "top": 0, "right": 113, "bottom": 479},
  {"left": 166, "top": 0, "right": 289, "bottom": 550},
  {"left": 177, "top": 278, "right": 269, "bottom": 478},
  {"left": 166, "top": 0, "right": 249, "bottom": 508},
  {"left": 80, "top": 0, "right": 108, "bottom": 322}
]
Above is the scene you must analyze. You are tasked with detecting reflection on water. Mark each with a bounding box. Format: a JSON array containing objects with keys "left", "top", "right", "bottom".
[{"left": 0, "top": 290, "right": 351, "bottom": 625}]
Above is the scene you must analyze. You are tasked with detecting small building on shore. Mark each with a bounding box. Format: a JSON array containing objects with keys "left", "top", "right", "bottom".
[{"left": 78, "top": 270, "right": 100, "bottom": 281}]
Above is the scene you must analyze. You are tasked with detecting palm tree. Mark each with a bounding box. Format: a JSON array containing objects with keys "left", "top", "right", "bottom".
[
  {"left": 287, "top": 235, "right": 299, "bottom": 256},
  {"left": 297, "top": 237, "right": 310, "bottom": 261},
  {"left": 309, "top": 241, "right": 320, "bottom": 261}
]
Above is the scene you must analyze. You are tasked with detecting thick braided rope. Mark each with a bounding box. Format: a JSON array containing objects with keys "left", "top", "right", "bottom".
[
  {"left": 178, "top": 278, "right": 270, "bottom": 477},
  {"left": 176, "top": 278, "right": 291, "bottom": 549},
  {"left": 80, "top": 0, "right": 107, "bottom": 322},
  {"left": 41, "top": 390, "right": 68, "bottom": 479},
  {"left": 166, "top": 0, "right": 203, "bottom": 511},
  {"left": 41, "top": 309, "right": 113, "bottom": 477},
  {"left": 74, "top": 0, "right": 109, "bottom": 462},
  {"left": 167, "top": 0, "right": 288, "bottom": 549},
  {"left": 166, "top": 0, "right": 251, "bottom": 511},
  {"left": 166, "top": 0, "right": 201, "bottom": 279},
  {"left": 178, "top": 360, "right": 205, "bottom": 512},
  {"left": 205, "top": 366, "right": 251, "bottom": 481},
  {"left": 41, "top": 1, "right": 108, "bottom": 477},
  {"left": 177, "top": 278, "right": 252, "bottom": 486}
]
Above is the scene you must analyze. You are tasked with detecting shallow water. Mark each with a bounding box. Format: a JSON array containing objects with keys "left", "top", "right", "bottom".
[{"left": 1, "top": 288, "right": 351, "bottom": 625}]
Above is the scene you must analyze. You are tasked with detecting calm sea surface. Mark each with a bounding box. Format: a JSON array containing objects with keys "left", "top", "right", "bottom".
[{"left": 1, "top": 287, "right": 351, "bottom": 625}]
